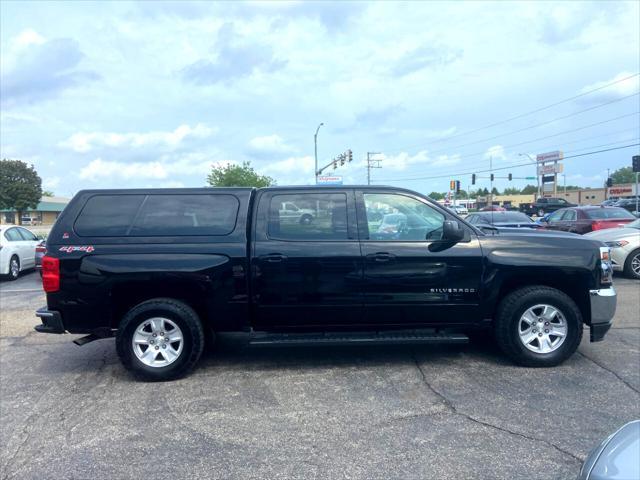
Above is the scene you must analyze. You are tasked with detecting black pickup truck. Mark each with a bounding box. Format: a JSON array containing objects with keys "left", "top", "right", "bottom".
[
  {"left": 519, "top": 197, "right": 577, "bottom": 217},
  {"left": 36, "top": 186, "right": 617, "bottom": 380}
]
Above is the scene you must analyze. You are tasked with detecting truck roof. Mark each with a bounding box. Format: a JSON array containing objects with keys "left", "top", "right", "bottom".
[{"left": 73, "top": 185, "right": 409, "bottom": 196}]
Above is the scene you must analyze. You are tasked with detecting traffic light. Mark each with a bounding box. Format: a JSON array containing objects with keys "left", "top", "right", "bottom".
[
  {"left": 490, "top": 173, "right": 495, "bottom": 181},
  {"left": 340, "top": 154, "right": 345, "bottom": 166},
  {"left": 348, "top": 149, "right": 353, "bottom": 163},
  {"left": 450, "top": 180, "right": 456, "bottom": 191},
  {"left": 606, "top": 177, "right": 613, "bottom": 187},
  {"left": 333, "top": 160, "right": 337, "bottom": 169},
  {"left": 508, "top": 173, "right": 512, "bottom": 181},
  {"left": 455, "top": 180, "right": 461, "bottom": 193},
  {"left": 472, "top": 174, "right": 476, "bottom": 185}
]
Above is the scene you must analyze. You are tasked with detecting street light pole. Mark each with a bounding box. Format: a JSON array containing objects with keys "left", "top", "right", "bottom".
[
  {"left": 314, "top": 123, "right": 324, "bottom": 184},
  {"left": 519, "top": 153, "right": 539, "bottom": 199}
]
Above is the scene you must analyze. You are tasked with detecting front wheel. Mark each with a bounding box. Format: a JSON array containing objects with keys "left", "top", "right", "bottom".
[
  {"left": 494, "top": 286, "right": 583, "bottom": 367},
  {"left": 299, "top": 214, "right": 313, "bottom": 225},
  {"left": 116, "top": 298, "right": 205, "bottom": 381},
  {"left": 624, "top": 249, "right": 640, "bottom": 279},
  {"left": 7, "top": 256, "right": 20, "bottom": 280}
]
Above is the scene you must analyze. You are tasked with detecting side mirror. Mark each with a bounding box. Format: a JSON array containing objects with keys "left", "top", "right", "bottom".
[{"left": 442, "top": 220, "right": 465, "bottom": 242}]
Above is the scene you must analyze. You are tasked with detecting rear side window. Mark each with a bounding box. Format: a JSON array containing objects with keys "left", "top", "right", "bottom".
[
  {"left": 586, "top": 208, "right": 635, "bottom": 220},
  {"left": 268, "top": 193, "right": 348, "bottom": 240},
  {"left": 17, "top": 228, "right": 38, "bottom": 241},
  {"left": 4, "top": 228, "right": 22, "bottom": 241},
  {"left": 130, "top": 194, "right": 239, "bottom": 236},
  {"left": 75, "top": 194, "right": 239, "bottom": 237}
]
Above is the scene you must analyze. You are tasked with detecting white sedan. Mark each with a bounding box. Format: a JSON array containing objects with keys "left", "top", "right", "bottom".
[
  {"left": 585, "top": 218, "right": 640, "bottom": 279},
  {"left": 0, "top": 225, "right": 40, "bottom": 280}
]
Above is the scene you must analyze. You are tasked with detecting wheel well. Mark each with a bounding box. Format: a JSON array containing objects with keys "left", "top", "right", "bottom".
[
  {"left": 496, "top": 274, "right": 591, "bottom": 324},
  {"left": 110, "top": 281, "right": 209, "bottom": 330}
]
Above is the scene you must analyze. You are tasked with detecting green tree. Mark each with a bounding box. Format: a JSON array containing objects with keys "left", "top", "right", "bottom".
[
  {"left": 0, "top": 159, "right": 42, "bottom": 225},
  {"left": 479, "top": 187, "right": 490, "bottom": 196},
  {"left": 502, "top": 187, "right": 521, "bottom": 195},
  {"left": 457, "top": 189, "right": 468, "bottom": 199},
  {"left": 521, "top": 184, "right": 538, "bottom": 195},
  {"left": 428, "top": 191, "right": 444, "bottom": 200},
  {"left": 42, "top": 190, "right": 54, "bottom": 197},
  {"left": 609, "top": 167, "right": 636, "bottom": 185},
  {"left": 207, "top": 161, "right": 274, "bottom": 187},
  {"left": 491, "top": 187, "right": 500, "bottom": 195}
]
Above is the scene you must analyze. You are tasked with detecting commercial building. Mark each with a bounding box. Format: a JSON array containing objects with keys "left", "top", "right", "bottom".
[{"left": 1, "top": 196, "right": 70, "bottom": 225}]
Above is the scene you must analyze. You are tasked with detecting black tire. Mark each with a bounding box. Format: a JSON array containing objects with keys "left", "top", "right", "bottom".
[
  {"left": 299, "top": 214, "right": 313, "bottom": 225},
  {"left": 7, "top": 256, "right": 20, "bottom": 281},
  {"left": 116, "top": 298, "right": 205, "bottom": 381},
  {"left": 494, "top": 286, "right": 583, "bottom": 367},
  {"left": 623, "top": 248, "right": 640, "bottom": 279}
]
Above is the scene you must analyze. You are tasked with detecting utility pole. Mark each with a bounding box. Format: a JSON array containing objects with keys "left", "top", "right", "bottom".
[
  {"left": 314, "top": 123, "right": 324, "bottom": 184},
  {"left": 563, "top": 174, "right": 566, "bottom": 194},
  {"left": 366, "top": 152, "right": 382, "bottom": 185},
  {"left": 489, "top": 156, "right": 493, "bottom": 207},
  {"left": 519, "top": 153, "right": 539, "bottom": 199}
]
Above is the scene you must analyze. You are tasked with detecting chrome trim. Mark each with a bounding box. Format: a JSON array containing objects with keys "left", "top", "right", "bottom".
[
  {"left": 589, "top": 287, "right": 617, "bottom": 324},
  {"left": 35, "top": 311, "right": 54, "bottom": 318}
]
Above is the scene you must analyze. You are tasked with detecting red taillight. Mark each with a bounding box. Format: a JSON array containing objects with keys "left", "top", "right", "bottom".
[
  {"left": 41, "top": 256, "right": 60, "bottom": 293},
  {"left": 36, "top": 245, "right": 46, "bottom": 253},
  {"left": 591, "top": 221, "right": 605, "bottom": 231}
]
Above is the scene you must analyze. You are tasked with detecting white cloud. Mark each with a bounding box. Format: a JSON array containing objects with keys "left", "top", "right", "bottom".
[
  {"left": 379, "top": 150, "right": 460, "bottom": 171},
  {"left": 60, "top": 123, "right": 217, "bottom": 152},
  {"left": 248, "top": 134, "right": 297, "bottom": 154},
  {"left": 580, "top": 71, "right": 640, "bottom": 98},
  {"left": 43, "top": 176, "right": 61, "bottom": 189},
  {"left": 484, "top": 145, "right": 506, "bottom": 160},
  {"left": 78, "top": 154, "right": 229, "bottom": 181},
  {"left": 13, "top": 29, "right": 46, "bottom": 48}
]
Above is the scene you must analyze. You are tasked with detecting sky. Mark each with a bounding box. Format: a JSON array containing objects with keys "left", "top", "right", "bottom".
[{"left": 1, "top": 0, "right": 639, "bottom": 198}]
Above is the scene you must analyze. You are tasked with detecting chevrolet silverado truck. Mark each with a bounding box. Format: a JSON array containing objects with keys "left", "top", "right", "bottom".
[
  {"left": 519, "top": 197, "right": 577, "bottom": 217},
  {"left": 35, "top": 186, "right": 617, "bottom": 380}
]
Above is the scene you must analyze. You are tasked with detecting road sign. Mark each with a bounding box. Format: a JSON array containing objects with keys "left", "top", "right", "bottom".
[
  {"left": 542, "top": 175, "right": 555, "bottom": 183},
  {"left": 317, "top": 175, "right": 343, "bottom": 185},
  {"left": 633, "top": 155, "right": 640, "bottom": 173},
  {"left": 536, "top": 151, "right": 563, "bottom": 163},
  {"left": 537, "top": 163, "right": 564, "bottom": 175},
  {"left": 525, "top": 176, "right": 536, "bottom": 180}
]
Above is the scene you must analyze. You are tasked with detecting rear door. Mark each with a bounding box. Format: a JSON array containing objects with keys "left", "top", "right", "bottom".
[
  {"left": 356, "top": 190, "right": 484, "bottom": 327},
  {"left": 17, "top": 227, "right": 38, "bottom": 268},
  {"left": 544, "top": 209, "right": 566, "bottom": 231},
  {"left": 251, "top": 189, "right": 362, "bottom": 329}
]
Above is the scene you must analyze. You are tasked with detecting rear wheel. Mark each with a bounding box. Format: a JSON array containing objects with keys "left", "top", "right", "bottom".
[
  {"left": 299, "top": 214, "right": 313, "bottom": 225},
  {"left": 7, "top": 256, "right": 20, "bottom": 280},
  {"left": 495, "top": 286, "right": 582, "bottom": 367},
  {"left": 116, "top": 298, "right": 205, "bottom": 381},
  {"left": 623, "top": 249, "right": 640, "bottom": 279}
]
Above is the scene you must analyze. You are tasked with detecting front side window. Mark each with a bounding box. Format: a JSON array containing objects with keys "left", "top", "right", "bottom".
[
  {"left": 364, "top": 193, "right": 445, "bottom": 241},
  {"left": 561, "top": 210, "right": 577, "bottom": 221},
  {"left": 547, "top": 210, "right": 565, "bottom": 222},
  {"left": 268, "top": 193, "right": 348, "bottom": 241}
]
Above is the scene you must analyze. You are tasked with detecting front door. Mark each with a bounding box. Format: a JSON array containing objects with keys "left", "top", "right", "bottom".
[
  {"left": 252, "top": 189, "right": 363, "bottom": 329},
  {"left": 357, "top": 191, "right": 484, "bottom": 327}
]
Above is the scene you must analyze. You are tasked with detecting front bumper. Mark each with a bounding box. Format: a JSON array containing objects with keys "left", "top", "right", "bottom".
[
  {"left": 35, "top": 308, "right": 65, "bottom": 334},
  {"left": 589, "top": 287, "right": 616, "bottom": 342}
]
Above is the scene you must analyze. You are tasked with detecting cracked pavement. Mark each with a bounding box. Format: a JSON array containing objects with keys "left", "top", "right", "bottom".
[{"left": 1, "top": 272, "right": 638, "bottom": 479}]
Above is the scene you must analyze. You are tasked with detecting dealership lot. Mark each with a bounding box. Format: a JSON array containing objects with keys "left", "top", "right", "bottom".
[{"left": 0, "top": 272, "right": 638, "bottom": 479}]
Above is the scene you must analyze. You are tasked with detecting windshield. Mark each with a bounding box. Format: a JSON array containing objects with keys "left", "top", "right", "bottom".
[
  {"left": 486, "top": 212, "right": 534, "bottom": 223},
  {"left": 586, "top": 208, "right": 636, "bottom": 220}
]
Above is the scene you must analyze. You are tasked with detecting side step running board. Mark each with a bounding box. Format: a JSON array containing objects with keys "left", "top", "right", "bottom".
[{"left": 249, "top": 330, "right": 469, "bottom": 347}]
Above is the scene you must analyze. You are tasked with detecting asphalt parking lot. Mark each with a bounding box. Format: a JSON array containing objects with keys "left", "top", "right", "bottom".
[{"left": 1, "top": 272, "right": 638, "bottom": 480}]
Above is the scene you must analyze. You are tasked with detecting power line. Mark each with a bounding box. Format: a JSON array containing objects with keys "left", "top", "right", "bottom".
[
  {"left": 378, "top": 111, "right": 639, "bottom": 180},
  {"left": 385, "top": 92, "right": 639, "bottom": 157},
  {"left": 386, "top": 73, "right": 640, "bottom": 153},
  {"left": 377, "top": 143, "right": 640, "bottom": 182}
]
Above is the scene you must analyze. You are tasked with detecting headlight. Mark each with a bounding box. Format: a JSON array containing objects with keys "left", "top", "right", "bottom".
[
  {"left": 605, "top": 240, "right": 629, "bottom": 248},
  {"left": 599, "top": 246, "right": 613, "bottom": 285}
]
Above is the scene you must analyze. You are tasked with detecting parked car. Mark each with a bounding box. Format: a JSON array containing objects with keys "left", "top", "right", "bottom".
[
  {"left": 585, "top": 218, "right": 640, "bottom": 279},
  {"left": 449, "top": 204, "right": 468, "bottom": 215},
  {"left": 35, "top": 186, "right": 616, "bottom": 380},
  {"left": 35, "top": 239, "right": 47, "bottom": 275},
  {"left": 577, "top": 420, "right": 639, "bottom": 480},
  {"left": 480, "top": 205, "right": 506, "bottom": 212},
  {"left": 612, "top": 198, "right": 640, "bottom": 216},
  {"left": 279, "top": 201, "right": 315, "bottom": 225},
  {"left": 519, "top": 197, "right": 577, "bottom": 217},
  {"left": 541, "top": 206, "right": 636, "bottom": 234},
  {"left": 465, "top": 211, "right": 540, "bottom": 230},
  {"left": 0, "top": 225, "right": 40, "bottom": 280},
  {"left": 600, "top": 199, "right": 619, "bottom": 207}
]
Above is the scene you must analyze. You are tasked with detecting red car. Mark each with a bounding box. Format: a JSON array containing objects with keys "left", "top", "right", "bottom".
[{"left": 541, "top": 206, "right": 636, "bottom": 234}]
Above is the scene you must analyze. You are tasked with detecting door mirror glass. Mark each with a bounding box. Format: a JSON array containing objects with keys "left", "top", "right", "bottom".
[{"left": 442, "top": 220, "right": 464, "bottom": 242}]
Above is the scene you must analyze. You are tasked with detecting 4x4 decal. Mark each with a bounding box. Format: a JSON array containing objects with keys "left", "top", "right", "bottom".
[{"left": 59, "top": 246, "right": 95, "bottom": 253}]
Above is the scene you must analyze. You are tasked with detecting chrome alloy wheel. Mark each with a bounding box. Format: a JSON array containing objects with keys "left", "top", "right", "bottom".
[
  {"left": 131, "top": 317, "right": 183, "bottom": 367},
  {"left": 518, "top": 304, "right": 567, "bottom": 354},
  {"left": 631, "top": 252, "right": 640, "bottom": 277},
  {"left": 9, "top": 258, "right": 19, "bottom": 279}
]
